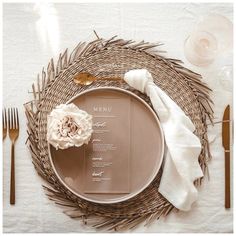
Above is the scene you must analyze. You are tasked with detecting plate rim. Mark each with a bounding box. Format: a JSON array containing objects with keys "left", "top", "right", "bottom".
[{"left": 48, "top": 86, "right": 164, "bottom": 204}]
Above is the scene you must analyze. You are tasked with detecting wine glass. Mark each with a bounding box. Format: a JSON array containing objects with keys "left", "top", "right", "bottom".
[
  {"left": 196, "top": 13, "right": 233, "bottom": 52},
  {"left": 184, "top": 13, "right": 233, "bottom": 67},
  {"left": 184, "top": 30, "right": 218, "bottom": 67}
]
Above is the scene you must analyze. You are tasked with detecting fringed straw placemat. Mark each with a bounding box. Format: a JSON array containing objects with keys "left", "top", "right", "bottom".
[{"left": 24, "top": 34, "right": 213, "bottom": 231}]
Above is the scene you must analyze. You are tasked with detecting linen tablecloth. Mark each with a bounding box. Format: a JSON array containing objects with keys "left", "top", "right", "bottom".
[{"left": 3, "top": 2, "right": 233, "bottom": 233}]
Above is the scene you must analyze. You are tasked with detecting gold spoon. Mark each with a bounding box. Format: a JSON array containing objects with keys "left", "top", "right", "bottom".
[{"left": 73, "top": 72, "right": 122, "bottom": 86}]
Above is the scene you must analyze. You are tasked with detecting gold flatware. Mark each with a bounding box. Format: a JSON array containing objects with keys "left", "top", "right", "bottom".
[
  {"left": 8, "top": 108, "right": 19, "bottom": 205},
  {"left": 222, "top": 104, "right": 231, "bottom": 209},
  {"left": 2, "top": 108, "right": 7, "bottom": 141},
  {"left": 74, "top": 72, "right": 122, "bottom": 86}
]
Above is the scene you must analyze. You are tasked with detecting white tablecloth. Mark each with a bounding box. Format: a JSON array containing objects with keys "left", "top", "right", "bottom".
[{"left": 3, "top": 2, "right": 233, "bottom": 233}]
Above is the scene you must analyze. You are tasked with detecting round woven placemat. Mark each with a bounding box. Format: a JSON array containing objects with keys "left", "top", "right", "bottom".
[{"left": 24, "top": 35, "right": 213, "bottom": 231}]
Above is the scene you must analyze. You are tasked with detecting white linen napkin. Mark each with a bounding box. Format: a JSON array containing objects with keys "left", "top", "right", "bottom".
[{"left": 124, "top": 69, "right": 203, "bottom": 211}]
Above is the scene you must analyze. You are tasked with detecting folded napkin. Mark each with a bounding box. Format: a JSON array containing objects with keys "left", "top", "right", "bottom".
[{"left": 124, "top": 69, "right": 203, "bottom": 211}]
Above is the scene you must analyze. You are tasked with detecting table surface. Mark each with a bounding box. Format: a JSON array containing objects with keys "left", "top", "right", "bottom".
[{"left": 3, "top": 2, "right": 233, "bottom": 233}]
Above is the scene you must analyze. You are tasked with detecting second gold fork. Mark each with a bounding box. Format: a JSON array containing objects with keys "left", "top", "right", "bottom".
[{"left": 8, "top": 108, "right": 19, "bottom": 205}]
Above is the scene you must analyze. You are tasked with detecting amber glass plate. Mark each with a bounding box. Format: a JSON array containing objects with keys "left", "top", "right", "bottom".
[{"left": 49, "top": 87, "right": 164, "bottom": 204}]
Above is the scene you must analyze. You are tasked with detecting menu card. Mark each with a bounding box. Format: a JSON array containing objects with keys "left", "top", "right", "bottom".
[{"left": 83, "top": 94, "right": 131, "bottom": 194}]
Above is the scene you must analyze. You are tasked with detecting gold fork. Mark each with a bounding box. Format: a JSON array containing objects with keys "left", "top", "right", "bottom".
[
  {"left": 2, "top": 108, "right": 7, "bottom": 140},
  {"left": 8, "top": 108, "right": 19, "bottom": 205}
]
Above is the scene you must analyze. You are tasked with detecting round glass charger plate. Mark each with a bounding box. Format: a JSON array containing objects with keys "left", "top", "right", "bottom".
[{"left": 48, "top": 87, "right": 164, "bottom": 204}]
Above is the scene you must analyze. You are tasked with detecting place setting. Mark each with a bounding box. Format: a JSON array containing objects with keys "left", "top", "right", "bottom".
[
  {"left": 2, "top": 4, "right": 233, "bottom": 233},
  {"left": 22, "top": 22, "right": 232, "bottom": 231}
]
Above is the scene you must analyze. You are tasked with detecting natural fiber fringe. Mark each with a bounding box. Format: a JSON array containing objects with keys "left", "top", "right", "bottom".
[{"left": 24, "top": 34, "right": 213, "bottom": 231}]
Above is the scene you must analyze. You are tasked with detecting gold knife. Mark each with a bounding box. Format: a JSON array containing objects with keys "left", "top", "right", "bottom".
[{"left": 222, "top": 105, "right": 231, "bottom": 209}]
